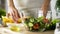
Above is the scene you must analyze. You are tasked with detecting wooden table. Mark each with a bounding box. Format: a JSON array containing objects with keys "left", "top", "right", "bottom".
[
  {"left": 25, "top": 30, "right": 54, "bottom": 34},
  {"left": 0, "top": 27, "right": 54, "bottom": 34},
  {"left": 0, "top": 23, "right": 54, "bottom": 34}
]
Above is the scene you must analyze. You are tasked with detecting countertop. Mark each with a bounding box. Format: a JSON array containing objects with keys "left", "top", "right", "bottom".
[{"left": 0, "top": 27, "right": 54, "bottom": 34}]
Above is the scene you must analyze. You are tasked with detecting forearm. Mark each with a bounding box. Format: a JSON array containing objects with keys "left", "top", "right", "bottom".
[
  {"left": 42, "top": 0, "right": 51, "bottom": 17},
  {"left": 9, "top": 0, "right": 15, "bottom": 8}
]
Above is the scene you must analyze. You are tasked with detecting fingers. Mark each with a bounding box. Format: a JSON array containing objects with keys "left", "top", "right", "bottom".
[
  {"left": 14, "top": 8, "right": 20, "bottom": 18},
  {"left": 6, "top": 13, "right": 10, "bottom": 17},
  {"left": 12, "top": 9, "right": 19, "bottom": 19},
  {"left": 11, "top": 8, "right": 21, "bottom": 23},
  {"left": 17, "top": 11, "right": 21, "bottom": 18},
  {"left": 13, "top": 9, "right": 20, "bottom": 18},
  {"left": 11, "top": 12, "right": 18, "bottom": 23}
]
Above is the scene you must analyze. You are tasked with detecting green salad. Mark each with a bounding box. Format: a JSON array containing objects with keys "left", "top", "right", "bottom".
[{"left": 24, "top": 16, "right": 60, "bottom": 32}]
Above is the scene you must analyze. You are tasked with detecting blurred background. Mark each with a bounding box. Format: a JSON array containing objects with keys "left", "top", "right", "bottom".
[
  {"left": 0, "top": 0, "right": 6, "bottom": 24},
  {"left": 0, "top": 0, "right": 6, "bottom": 16}
]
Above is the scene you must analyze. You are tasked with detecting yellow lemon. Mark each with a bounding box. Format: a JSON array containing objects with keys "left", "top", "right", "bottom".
[
  {"left": 8, "top": 18, "right": 14, "bottom": 23},
  {"left": 10, "top": 26, "right": 20, "bottom": 32},
  {"left": 17, "top": 18, "right": 22, "bottom": 23},
  {"left": 2, "top": 16, "right": 8, "bottom": 23}
]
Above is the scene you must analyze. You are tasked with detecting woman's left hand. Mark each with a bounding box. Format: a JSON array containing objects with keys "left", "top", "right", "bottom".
[{"left": 11, "top": 7, "right": 21, "bottom": 23}]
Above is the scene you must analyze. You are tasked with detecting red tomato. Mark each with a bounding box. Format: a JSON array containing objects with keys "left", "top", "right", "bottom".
[{"left": 33, "top": 23, "right": 39, "bottom": 30}]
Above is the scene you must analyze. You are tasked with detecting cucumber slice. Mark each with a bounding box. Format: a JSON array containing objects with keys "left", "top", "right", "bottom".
[{"left": 28, "top": 23, "right": 33, "bottom": 27}]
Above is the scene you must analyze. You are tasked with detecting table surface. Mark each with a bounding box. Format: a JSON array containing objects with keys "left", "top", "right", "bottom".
[
  {"left": 25, "top": 30, "right": 54, "bottom": 34},
  {"left": 0, "top": 23, "right": 54, "bottom": 34},
  {"left": 0, "top": 27, "right": 54, "bottom": 34}
]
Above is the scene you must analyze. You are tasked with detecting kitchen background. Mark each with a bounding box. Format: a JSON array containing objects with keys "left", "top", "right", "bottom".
[
  {"left": 0, "top": 0, "right": 60, "bottom": 34},
  {"left": 0, "top": 0, "right": 59, "bottom": 23},
  {"left": 6, "top": 0, "right": 59, "bottom": 19}
]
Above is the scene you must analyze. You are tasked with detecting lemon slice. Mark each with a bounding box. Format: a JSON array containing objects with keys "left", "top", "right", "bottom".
[{"left": 10, "top": 26, "right": 20, "bottom": 32}]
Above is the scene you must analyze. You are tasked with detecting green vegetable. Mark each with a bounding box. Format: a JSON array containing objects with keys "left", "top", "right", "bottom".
[
  {"left": 30, "top": 18, "right": 34, "bottom": 22},
  {"left": 24, "top": 16, "right": 59, "bottom": 31},
  {"left": 28, "top": 23, "right": 33, "bottom": 27},
  {"left": 0, "top": 8, "right": 6, "bottom": 18},
  {"left": 37, "top": 16, "right": 44, "bottom": 22},
  {"left": 30, "top": 27, "right": 32, "bottom": 30},
  {"left": 51, "top": 19, "right": 60, "bottom": 24},
  {"left": 56, "top": 0, "right": 60, "bottom": 9}
]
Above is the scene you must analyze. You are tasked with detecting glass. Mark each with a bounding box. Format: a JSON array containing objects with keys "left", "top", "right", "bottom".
[
  {"left": 21, "top": 8, "right": 52, "bottom": 18},
  {"left": 20, "top": 8, "right": 52, "bottom": 32},
  {"left": 21, "top": 8, "right": 39, "bottom": 18}
]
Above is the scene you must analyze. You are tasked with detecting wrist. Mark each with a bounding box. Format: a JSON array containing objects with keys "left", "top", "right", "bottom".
[{"left": 9, "top": 5, "right": 15, "bottom": 9}]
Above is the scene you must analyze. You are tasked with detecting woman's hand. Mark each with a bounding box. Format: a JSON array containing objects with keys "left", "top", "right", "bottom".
[
  {"left": 41, "top": 0, "right": 50, "bottom": 18},
  {"left": 7, "top": 0, "right": 21, "bottom": 23},
  {"left": 11, "top": 7, "right": 21, "bottom": 23}
]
